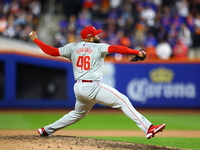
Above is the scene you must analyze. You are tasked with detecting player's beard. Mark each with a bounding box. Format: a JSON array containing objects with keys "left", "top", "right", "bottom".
[{"left": 93, "top": 39, "right": 101, "bottom": 43}]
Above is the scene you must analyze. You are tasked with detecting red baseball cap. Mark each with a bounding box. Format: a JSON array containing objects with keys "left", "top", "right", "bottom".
[{"left": 80, "top": 26, "right": 102, "bottom": 39}]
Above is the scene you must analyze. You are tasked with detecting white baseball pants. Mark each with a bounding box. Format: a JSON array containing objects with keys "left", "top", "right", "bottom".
[{"left": 44, "top": 81, "right": 152, "bottom": 135}]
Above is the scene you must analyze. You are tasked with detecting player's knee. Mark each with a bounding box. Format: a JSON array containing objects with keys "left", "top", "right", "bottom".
[
  {"left": 114, "top": 96, "right": 130, "bottom": 108},
  {"left": 72, "top": 110, "right": 87, "bottom": 119}
]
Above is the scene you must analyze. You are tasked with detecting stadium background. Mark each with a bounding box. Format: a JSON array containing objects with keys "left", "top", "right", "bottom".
[
  {"left": 0, "top": 1, "right": 200, "bottom": 150},
  {"left": 0, "top": 0, "right": 200, "bottom": 109}
]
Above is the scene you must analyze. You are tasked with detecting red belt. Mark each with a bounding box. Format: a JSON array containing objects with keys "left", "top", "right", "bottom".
[
  {"left": 76, "top": 80, "right": 93, "bottom": 83},
  {"left": 82, "top": 80, "right": 93, "bottom": 82}
]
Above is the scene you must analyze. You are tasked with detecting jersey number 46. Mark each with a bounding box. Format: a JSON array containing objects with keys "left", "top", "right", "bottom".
[{"left": 76, "top": 56, "right": 91, "bottom": 70}]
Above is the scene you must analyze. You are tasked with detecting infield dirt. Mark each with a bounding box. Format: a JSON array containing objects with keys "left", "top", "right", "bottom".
[
  {"left": 0, "top": 129, "right": 198, "bottom": 150},
  {"left": 0, "top": 134, "right": 190, "bottom": 150}
]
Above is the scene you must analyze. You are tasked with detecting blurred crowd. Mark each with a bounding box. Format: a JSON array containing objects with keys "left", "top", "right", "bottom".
[
  {"left": 1, "top": 0, "right": 200, "bottom": 60},
  {"left": 54, "top": 0, "right": 200, "bottom": 59},
  {"left": 0, "top": 0, "right": 42, "bottom": 41}
]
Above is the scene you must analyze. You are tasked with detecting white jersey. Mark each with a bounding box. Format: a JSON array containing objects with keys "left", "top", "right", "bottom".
[{"left": 59, "top": 41, "right": 110, "bottom": 81}]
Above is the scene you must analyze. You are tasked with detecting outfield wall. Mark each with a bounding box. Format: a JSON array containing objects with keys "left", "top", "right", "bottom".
[{"left": 0, "top": 50, "right": 199, "bottom": 108}]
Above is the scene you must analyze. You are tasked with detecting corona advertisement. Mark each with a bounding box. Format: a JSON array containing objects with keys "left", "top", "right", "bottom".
[{"left": 115, "top": 64, "right": 200, "bottom": 108}]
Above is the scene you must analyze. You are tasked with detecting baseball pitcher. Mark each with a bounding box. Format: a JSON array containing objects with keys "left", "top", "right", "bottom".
[{"left": 29, "top": 26, "right": 165, "bottom": 139}]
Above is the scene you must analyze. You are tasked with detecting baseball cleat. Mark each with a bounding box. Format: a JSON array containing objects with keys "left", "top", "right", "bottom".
[
  {"left": 146, "top": 124, "right": 166, "bottom": 139},
  {"left": 37, "top": 127, "right": 51, "bottom": 136}
]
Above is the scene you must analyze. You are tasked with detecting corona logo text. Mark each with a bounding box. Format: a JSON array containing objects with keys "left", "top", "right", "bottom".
[{"left": 127, "top": 78, "right": 196, "bottom": 103}]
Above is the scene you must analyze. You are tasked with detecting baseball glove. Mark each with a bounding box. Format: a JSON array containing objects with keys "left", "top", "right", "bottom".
[{"left": 130, "top": 49, "right": 146, "bottom": 62}]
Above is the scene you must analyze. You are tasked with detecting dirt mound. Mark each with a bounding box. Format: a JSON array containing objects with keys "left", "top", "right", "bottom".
[{"left": 0, "top": 135, "right": 187, "bottom": 150}]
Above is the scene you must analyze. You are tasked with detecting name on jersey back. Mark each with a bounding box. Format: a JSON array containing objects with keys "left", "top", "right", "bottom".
[{"left": 76, "top": 48, "right": 93, "bottom": 54}]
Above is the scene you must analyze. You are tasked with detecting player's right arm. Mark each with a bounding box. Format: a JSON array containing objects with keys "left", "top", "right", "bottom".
[{"left": 29, "top": 31, "right": 60, "bottom": 56}]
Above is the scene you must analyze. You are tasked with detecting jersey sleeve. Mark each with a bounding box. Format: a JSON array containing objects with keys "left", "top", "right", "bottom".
[
  {"left": 98, "top": 43, "right": 110, "bottom": 57},
  {"left": 58, "top": 43, "right": 74, "bottom": 60}
]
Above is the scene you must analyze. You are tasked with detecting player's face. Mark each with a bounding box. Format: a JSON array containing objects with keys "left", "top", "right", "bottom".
[{"left": 93, "top": 36, "right": 101, "bottom": 43}]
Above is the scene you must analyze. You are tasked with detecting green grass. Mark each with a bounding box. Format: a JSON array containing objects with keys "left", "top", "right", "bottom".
[
  {"left": 0, "top": 113, "right": 200, "bottom": 149},
  {"left": 0, "top": 113, "right": 200, "bottom": 130},
  {"left": 90, "top": 137, "right": 200, "bottom": 150}
]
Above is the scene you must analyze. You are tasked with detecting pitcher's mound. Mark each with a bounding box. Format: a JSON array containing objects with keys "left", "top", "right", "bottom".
[{"left": 0, "top": 135, "right": 187, "bottom": 150}]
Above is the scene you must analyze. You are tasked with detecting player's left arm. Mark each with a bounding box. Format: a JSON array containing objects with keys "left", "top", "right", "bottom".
[
  {"left": 108, "top": 45, "right": 144, "bottom": 57},
  {"left": 108, "top": 45, "right": 146, "bottom": 61},
  {"left": 29, "top": 31, "right": 60, "bottom": 56}
]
